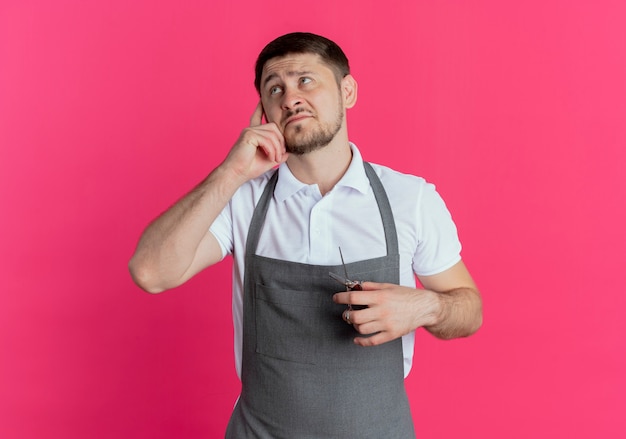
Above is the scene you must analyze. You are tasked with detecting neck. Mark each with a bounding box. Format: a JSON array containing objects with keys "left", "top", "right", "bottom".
[{"left": 286, "top": 137, "right": 352, "bottom": 195}]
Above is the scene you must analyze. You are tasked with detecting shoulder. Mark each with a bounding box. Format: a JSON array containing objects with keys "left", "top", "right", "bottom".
[
  {"left": 366, "top": 162, "right": 453, "bottom": 225},
  {"left": 213, "top": 169, "right": 276, "bottom": 250},
  {"left": 366, "top": 162, "right": 434, "bottom": 199},
  {"left": 231, "top": 169, "right": 276, "bottom": 203}
]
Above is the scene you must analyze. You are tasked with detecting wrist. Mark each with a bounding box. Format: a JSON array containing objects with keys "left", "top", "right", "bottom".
[
  {"left": 208, "top": 163, "right": 248, "bottom": 195},
  {"left": 427, "top": 289, "right": 445, "bottom": 327}
]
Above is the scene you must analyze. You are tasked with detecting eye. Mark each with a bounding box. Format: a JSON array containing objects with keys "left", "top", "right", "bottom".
[
  {"left": 300, "top": 77, "right": 312, "bottom": 85},
  {"left": 269, "top": 85, "right": 283, "bottom": 96}
]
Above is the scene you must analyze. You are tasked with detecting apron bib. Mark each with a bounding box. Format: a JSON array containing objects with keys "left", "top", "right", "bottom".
[{"left": 226, "top": 163, "right": 415, "bottom": 438}]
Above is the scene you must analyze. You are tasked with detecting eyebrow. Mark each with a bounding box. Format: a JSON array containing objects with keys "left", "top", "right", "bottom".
[{"left": 262, "top": 70, "right": 314, "bottom": 89}]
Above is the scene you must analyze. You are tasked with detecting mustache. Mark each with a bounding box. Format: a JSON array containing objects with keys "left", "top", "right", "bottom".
[{"left": 281, "top": 107, "right": 313, "bottom": 124}]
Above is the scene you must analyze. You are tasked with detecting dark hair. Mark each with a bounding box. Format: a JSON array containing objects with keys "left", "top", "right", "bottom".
[{"left": 254, "top": 32, "right": 350, "bottom": 93}]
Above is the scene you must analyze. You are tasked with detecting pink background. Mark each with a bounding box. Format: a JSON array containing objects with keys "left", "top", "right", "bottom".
[{"left": 1, "top": 1, "right": 625, "bottom": 438}]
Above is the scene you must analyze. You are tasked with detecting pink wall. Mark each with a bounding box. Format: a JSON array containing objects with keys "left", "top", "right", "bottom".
[{"left": 2, "top": 1, "right": 625, "bottom": 437}]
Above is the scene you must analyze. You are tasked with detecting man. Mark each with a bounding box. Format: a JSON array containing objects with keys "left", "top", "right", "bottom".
[{"left": 130, "top": 32, "right": 482, "bottom": 438}]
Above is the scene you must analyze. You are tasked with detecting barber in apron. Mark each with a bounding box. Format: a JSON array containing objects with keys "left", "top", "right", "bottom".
[{"left": 226, "top": 162, "right": 416, "bottom": 438}]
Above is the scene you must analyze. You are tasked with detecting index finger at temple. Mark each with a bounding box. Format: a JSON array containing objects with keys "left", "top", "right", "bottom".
[{"left": 249, "top": 101, "right": 264, "bottom": 127}]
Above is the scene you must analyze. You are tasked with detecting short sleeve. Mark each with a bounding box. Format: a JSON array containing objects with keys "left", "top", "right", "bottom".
[
  {"left": 209, "top": 202, "right": 234, "bottom": 259},
  {"left": 412, "top": 183, "right": 462, "bottom": 276}
]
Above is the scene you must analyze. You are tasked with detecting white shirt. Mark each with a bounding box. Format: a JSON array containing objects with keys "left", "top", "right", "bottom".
[{"left": 210, "top": 144, "right": 462, "bottom": 378}]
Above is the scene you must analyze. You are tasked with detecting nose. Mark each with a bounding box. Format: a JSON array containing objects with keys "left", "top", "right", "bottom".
[{"left": 281, "top": 86, "right": 302, "bottom": 110}]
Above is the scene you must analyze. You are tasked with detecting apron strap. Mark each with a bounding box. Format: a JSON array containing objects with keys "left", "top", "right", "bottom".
[
  {"left": 245, "top": 169, "right": 278, "bottom": 258},
  {"left": 363, "top": 161, "right": 399, "bottom": 256}
]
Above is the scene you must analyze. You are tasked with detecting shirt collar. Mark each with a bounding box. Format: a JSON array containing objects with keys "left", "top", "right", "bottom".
[
  {"left": 336, "top": 143, "right": 370, "bottom": 195},
  {"left": 274, "top": 143, "right": 370, "bottom": 202}
]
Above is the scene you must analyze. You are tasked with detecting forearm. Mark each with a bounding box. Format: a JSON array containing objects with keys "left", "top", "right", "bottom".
[
  {"left": 424, "top": 287, "right": 483, "bottom": 340},
  {"left": 129, "top": 165, "right": 244, "bottom": 293}
]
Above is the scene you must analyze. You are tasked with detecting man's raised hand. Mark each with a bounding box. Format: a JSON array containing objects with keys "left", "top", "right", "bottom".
[{"left": 222, "top": 102, "right": 288, "bottom": 182}]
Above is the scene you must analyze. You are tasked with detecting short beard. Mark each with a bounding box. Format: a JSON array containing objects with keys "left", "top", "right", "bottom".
[{"left": 284, "top": 104, "right": 344, "bottom": 156}]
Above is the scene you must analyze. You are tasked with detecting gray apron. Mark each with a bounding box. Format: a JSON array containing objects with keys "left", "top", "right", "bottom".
[{"left": 225, "top": 162, "right": 415, "bottom": 438}]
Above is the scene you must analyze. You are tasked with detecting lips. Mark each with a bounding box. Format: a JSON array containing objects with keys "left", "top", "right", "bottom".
[{"left": 284, "top": 112, "right": 313, "bottom": 128}]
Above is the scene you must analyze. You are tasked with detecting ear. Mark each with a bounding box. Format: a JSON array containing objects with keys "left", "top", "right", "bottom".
[{"left": 341, "top": 75, "right": 358, "bottom": 109}]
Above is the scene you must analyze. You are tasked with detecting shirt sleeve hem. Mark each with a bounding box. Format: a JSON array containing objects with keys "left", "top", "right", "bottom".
[{"left": 414, "top": 255, "right": 462, "bottom": 277}]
